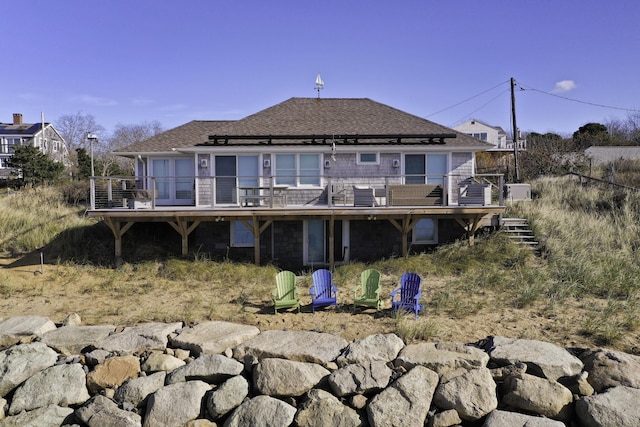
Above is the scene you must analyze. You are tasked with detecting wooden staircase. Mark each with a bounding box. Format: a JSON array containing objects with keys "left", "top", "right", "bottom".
[{"left": 501, "top": 218, "right": 539, "bottom": 249}]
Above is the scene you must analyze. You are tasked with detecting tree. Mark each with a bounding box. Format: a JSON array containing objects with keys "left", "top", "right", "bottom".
[
  {"left": 76, "top": 148, "right": 92, "bottom": 179},
  {"left": 55, "top": 112, "right": 106, "bottom": 152},
  {"left": 519, "top": 132, "right": 586, "bottom": 180},
  {"left": 98, "top": 121, "right": 163, "bottom": 176},
  {"left": 572, "top": 122, "right": 609, "bottom": 148},
  {"left": 7, "top": 145, "right": 64, "bottom": 186}
]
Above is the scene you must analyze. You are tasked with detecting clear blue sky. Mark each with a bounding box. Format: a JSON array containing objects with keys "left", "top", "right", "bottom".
[{"left": 4, "top": 1, "right": 639, "bottom": 137}]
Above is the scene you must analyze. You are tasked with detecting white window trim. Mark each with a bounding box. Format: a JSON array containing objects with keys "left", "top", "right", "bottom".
[
  {"left": 230, "top": 220, "right": 254, "bottom": 247},
  {"left": 412, "top": 218, "right": 438, "bottom": 244},
  {"left": 356, "top": 152, "right": 380, "bottom": 165},
  {"left": 274, "top": 153, "right": 322, "bottom": 188}
]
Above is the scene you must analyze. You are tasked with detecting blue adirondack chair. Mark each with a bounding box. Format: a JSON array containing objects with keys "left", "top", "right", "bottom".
[
  {"left": 310, "top": 269, "right": 338, "bottom": 313},
  {"left": 390, "top": 272, "right": 423, "bottom": 319}
]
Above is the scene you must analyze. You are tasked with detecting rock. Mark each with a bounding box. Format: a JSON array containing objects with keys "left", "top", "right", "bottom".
[
  {"left": 41, "top": 325, "right": 115, "bottom": 356},
  {"left": 502, "top": 373, "right": 573, "bottom": 420},
  {"left": 428, "top": 409, "right": 461, "bottom": 427},
  {"left": 86, "top": 355, "right": 140, "bottom": 393},
  {"left": 0, "top": 397, "right": 5, "bottom": 419},
  {"left": 0, "top": 341, "right": 58, "bottom": 397},
  {"left": 328, "top": 361, "right": 392, "bottom": 396},
  {"left": 8, "top": 363, "right": 90, "bottom": 415},
  {"left": 62, "top": 312, "right": 82, "bottom": 326},
  {"left": 174, "top": 348, "right": 191, "bottom": 360},
  {"left": 75, "top": 395, "right": 142, "bottom": 427},
  {"left": 558, "top": 371, "right": 594, "bottom": 396},
  {"left": 172, "top": 321, "right": 260, "bottom": 356},
  {"left": 0, "top": 315, "right": 57, "bottom": 348},
  {"left": 144, "top": 380, "right": 211, "bottom": 427},
  {"left": 166, "top": 354, "right": 243, "bottom": 384},
  {"left": 579, "top": 348, "right": 640, "bottom": 392},
  {"left": 233, "top": 330, "right": 348, "bottom": 366},
  {"left": 223, "top": 395, "right": 296, "bottom": 427},
  {"left": 142, "top": 352, "right": 186, "bottom": 372},
  {"left": 84, "top": 348, "right": 112, "bottom": 366},
  {"left": 433, "top": 367, "right": 498, "bottom": 421},
  {"left": 395, "top": 341, "right": 489, "bottom": 375},
  {"left": 96, "top": 322, "right": 182, "bottom": 353},
  {"left": 350, "top": 394, "right": 367, "bottom": 409},
  {"left": 482, "top": 409, "right": 567, "bottom": 426},
  {"left": 335, "top": 333, "right": 405, "bottom": 367},
  {"left": 114, "top": 371, "right": 166, "bottom": 408},
  {"left": 295, "top": 389, "right": 362, "bottom": 427},
  {"left": 185, "top": 420, "right": 218, "bottom": 427},
  {"left": 253, "top": 358, "right": 330, "bottom": 397},
  {"left": 367, "top": 365, "right": 439, "bottom": 427},
  {"left": 490, "top": 361, "right": 527, "bottom": 382},
  {"left": 575, "top": 385, "right": 640, "bottom": 427},
  {"left": 206, "top": 375, "right": 249, "bottom": 419},
  {"left": 0, "top": 404, "right": 74, "bottom": 426},
  {"left": 488, "top": 336, "right": 583, "bottom": 381}
]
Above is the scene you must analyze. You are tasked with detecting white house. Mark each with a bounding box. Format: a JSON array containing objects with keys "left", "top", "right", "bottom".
[{"left": 453, "top": 119, "right": 510, "bottom": 150}]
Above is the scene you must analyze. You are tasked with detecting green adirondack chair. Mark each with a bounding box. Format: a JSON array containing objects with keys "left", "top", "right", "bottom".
[
  {"left": 353, "top": 269, "right": 382, "bottom": 311},
  {"left": 272, "top": 270, "right": 301, "bottom": 313}
]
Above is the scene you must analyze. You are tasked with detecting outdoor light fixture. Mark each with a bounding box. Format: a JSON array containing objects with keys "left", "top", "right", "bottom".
[{"left": 86, "top": 133, "right": 98, "bottom": 177}]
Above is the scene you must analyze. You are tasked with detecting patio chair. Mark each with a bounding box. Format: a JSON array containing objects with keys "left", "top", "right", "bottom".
[
  {"left": 353, "top": 269, "right": 382, "bottom": 311},
  {"left": 272, "top": 271, "right": 300, "bottom": 314},
  {"left": 310, "top": 269, "right": 338, "bottom": 313},
  {"left": 390, "top": 272, "right": 423, "bottom": 319}
]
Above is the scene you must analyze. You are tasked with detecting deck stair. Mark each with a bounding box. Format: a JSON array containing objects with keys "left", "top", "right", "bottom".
[{"left": 501, "top": 217, "right": 539, "bottom": 248}]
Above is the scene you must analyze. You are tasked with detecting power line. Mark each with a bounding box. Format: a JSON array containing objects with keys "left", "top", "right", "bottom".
[
  {"left": 517, "top": 81, "right": 640, "bottom": 113},
  {"left": 449, "top": 88, "right": 510, "bottom": 128},
  {"left": 425, "top": 80, "right": 510, "bottom": 118}
]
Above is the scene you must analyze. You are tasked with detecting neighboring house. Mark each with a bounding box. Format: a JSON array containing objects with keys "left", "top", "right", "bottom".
[
  {"left": 90, "top": 98, "right": 506, "bottom": 270},
  {"left": 0, "top": 113, "right": 70, "bottom": 178},
  {"left": 454, "top": 119, "right": 525, "bottom": 150},
  {"left": 584, "top": 146, "right": 640, "bottom": 165}
]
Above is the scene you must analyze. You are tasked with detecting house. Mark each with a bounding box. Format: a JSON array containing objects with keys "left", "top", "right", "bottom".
[
  {"left": 0, "top": 113, "right": 70, "bottom": 178},
  {"left": 584, "top": 146, "right": 640, "bottom": 165},
  {"left": 453, "top": 119, "right": 509, "bottom": 150},
  {"left": 89, "top": 98, "right": 506, "bottom": 270}
]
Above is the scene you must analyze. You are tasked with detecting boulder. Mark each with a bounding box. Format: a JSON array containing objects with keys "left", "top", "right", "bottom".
[
  {"left": 223, "top": 395, "right": 296, "bottom": 427},
  {"left": 579, "top": 348, "right": 640, "bottom": 392},
  {"left": 433, "top": 367, "right": 497, "bottom": 421},
  {"left": 0, "top": 404, "right": 74, "bottom": 426},
  {"left": 172, "top": 321, "right": 260, "bottom": 356},
  {"left": 165, "top": 354, "right": 243, "bottom": 384},
  {"left": 482, "top": 409, "right": 567, "bottom": 426},
  {"left": 502, "top": 373, "right": 573, "bottom": 420},
  {"left": 488, "top": 336, "right": 583, "bottom": 380},
  {"left": 395, "top": 341, "right": 489, "bottom": 375},
  {"left": 295, "top": 389, "right": 362, "bottom": 427},
  {"left": 206, "top": 375, "right": 249, "bottom": 419},
  {"left": 143, "top": 380, "right": 211, "bottom": 427},
  {"left": 253, "top": 358, "right": 330, "bottom": 397},
  {"left": 41, "top": 324, "right": 115, "bottom": 356},
  {"left": 335, "top": 333, "right": 405, "bottom": 367},
  {"left": 75, "top": 395, "right": 142, "bottom": 427},
  {"left": 114, "top": 371, "right": 166, "bottom": 408},
  {"left": 8, "top": 363, "right": 90, "bottom": 415},
  {"left": 86, "top": 355, "right": 140, "bottom": 393},
  {"left": 142, "top": 352, "right": 186, "bottom": 373},
  {"left": 328, "top": 360, "right": 392, "bottom": 396},
  {"left": 233, "top": 330, "right": 348, "bottom": 366},
  {"left": 367, "top": 365, "right": 439, "bottom": 427},
  {"left": 0, "top": 316, "right": 57, "bottom": 348},
  {"left": 96, "top": 322, "right": 182, "bottom": 353},
  {"left": 61, "top": 312, "right": 82, "bottom": 326},
  {"left": 428, "top": 409, "right": 461, "bottom": 427},
  {"left": 0, "top": 341, "right": 58, "bottom": 397},
  {"left": 575, "top": 385, "right": 640, "bottom": 427}
]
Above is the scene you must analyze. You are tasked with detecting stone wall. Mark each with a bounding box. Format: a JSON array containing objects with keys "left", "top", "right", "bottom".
[{"left": 1, "top": 314, "right": 639, "bottom": 426}]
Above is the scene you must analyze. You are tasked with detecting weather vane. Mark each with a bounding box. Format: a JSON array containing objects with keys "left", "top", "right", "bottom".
[{"left": 315, "top": 74, "right": 324, "bottom": 99}]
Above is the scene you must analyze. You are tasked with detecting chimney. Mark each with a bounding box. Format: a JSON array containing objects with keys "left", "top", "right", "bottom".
[{"left": 13, "top": 113, "right": 23, "bottom": 125}]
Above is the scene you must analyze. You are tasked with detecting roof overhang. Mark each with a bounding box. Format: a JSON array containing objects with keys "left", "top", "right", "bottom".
[{"left": 199, "top": 133, "right": 457, "bottom": 146}]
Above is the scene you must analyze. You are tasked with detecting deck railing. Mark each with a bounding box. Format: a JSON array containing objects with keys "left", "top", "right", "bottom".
[{"left": 90, "top": 174, "right": 504, "bottom": 210}]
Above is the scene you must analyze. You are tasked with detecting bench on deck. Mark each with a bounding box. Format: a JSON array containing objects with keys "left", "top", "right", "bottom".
[{"left": 388, "top": 184, "right": 443, "bottom": 206}]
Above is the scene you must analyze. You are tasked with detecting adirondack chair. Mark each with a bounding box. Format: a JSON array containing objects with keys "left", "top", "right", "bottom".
[
  {"left": 310, "top": 269, "right": 338, "bottom": 313},
  {"left": 353, "top": 269, "right": 382, "bottom": 311},
  {"left": 272, "top": 270, "right": 300, "bottom": 314},
  {"left": 390, "top": 272, "right": 423, "bottom": 319}
]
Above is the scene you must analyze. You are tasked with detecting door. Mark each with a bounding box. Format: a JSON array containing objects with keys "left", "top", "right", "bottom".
[
  {"left": 405, "top": 154, "right": 448, "bottom": 185},
  {"left": 215, "top": 156, "right": 236, "bottom": 204},
  {"left": 151, "top": 158, "right": 195, "bottom": 205},
  {"left": 304, "top": 220, "right": 349, "bottom": 266}
]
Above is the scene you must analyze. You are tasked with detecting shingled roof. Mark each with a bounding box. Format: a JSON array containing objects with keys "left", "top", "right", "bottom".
[{"left": 119, "top": 98, "right": 490, "bottom": 153}]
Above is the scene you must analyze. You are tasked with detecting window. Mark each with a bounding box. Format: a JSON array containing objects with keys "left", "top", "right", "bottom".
[
  {"left": 412, "top": 219, "right": 437, "bottom": 244},
  {"left": 0, "top": 157, "right": 7, "bottom": 169},
  {"left": 275, "top": 154, "right": 320, "bottom": 186},
  {"left": 231, "top": 221, "right": 254, "bottom": 247},
  {"left": 467, "top": 133, "right": 487, "bottom": 141},
  {"left": 357, "top": 152, "right": 379, "bottom": 165}
]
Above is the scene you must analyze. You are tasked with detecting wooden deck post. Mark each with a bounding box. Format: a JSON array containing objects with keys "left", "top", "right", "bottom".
[
  {"left": 454, "top": 215, "right": 483, "bottom": 247},
  {"left": 328, "top": 217, "right": 335, "bottom": 270},
  {"left": 168, "top": 218, "right": 201, "bottom": 256},
  {"left": 103, "top": 218, "right": 134, "bottom": 261},
  {"left": 240, "top": 218, "right": 273, "bottom": 266}
]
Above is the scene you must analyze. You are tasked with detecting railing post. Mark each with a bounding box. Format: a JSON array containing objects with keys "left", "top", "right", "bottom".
[
  {"left": 107, "top": 179, "right": 113, "bottom": 208},
  {"left": 384, "top": 177, "right": 389, "bottom": 207},
  {"left": 151, "top": 177, "right": 156, "bottom": 209},
  {"left": 328, "top": 177, "right": 333, "bottom": 207},
  {"left": 90, "top": 177, "right": 96, "bottom": 210}
]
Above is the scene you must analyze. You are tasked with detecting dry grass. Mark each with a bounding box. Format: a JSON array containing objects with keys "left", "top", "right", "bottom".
[{"left": 1, "top": 181, "right": 640, "bottom": 353}]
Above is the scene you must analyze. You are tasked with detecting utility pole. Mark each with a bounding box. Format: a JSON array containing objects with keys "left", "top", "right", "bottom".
[{"left": 511, "top": 77, "right": 520, "bottom": 182}]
